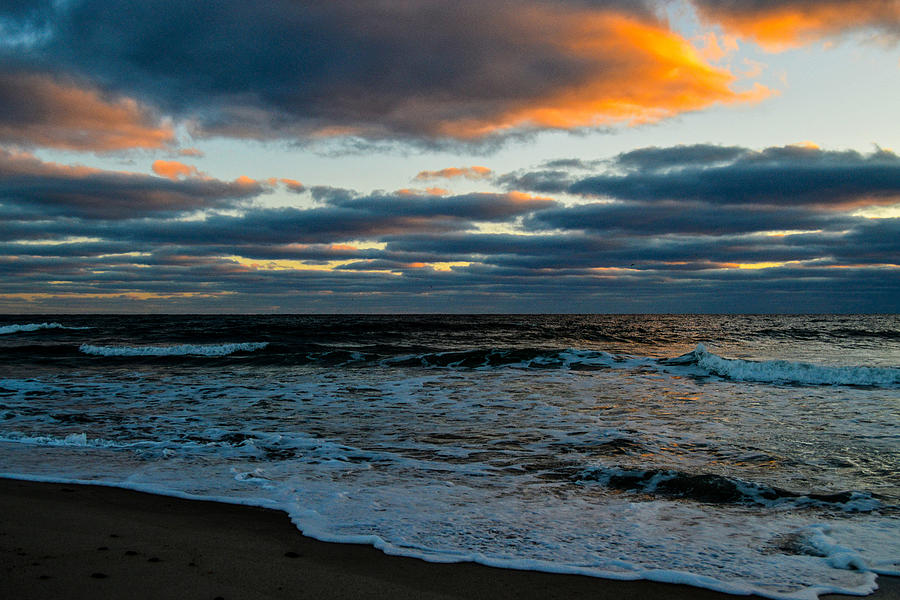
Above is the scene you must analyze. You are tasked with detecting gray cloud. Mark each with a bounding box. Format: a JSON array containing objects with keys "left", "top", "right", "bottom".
[
  {"left": 525, "top": 202, "right": 856, "bottom": 236},
  {"left": 613, "top": 144, "right": 749, "bottom": 172},
  {"left": 2, "top": 140, "right": 897, "bottom": 312},
  {"left": 1, "top": 0, "right": 754, "bottom": 144},
  {"left": 0, "top": 150, "right": 265, "bottom": 219},
  {"left": 506, "top": 145, "right": 900, "bottom": 208},
  {"left": 0, "top": 68, "right": 174, "bottom": 151}
]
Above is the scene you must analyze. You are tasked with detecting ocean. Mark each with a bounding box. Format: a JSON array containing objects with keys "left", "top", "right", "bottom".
[{"left": 1, "top": 314, "right": 898, "bottom": 599}]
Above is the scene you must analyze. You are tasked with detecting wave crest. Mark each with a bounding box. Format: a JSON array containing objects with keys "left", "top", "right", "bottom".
[
  {"left": 662, "top": 343, "right": 900, "bottom": 387},
  {"left": 79, "top": 342, "right": 269, "bottom": 357},
  {"left": 0, "top": 322, "right": 89, "bottom": 335}
]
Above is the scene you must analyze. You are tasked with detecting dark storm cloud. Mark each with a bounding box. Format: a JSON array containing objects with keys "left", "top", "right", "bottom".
[
  {"left": 0, "top": 150, "right": 264, "bottom": 219},
  {"left": 1, "top": 0, "right": 756, "bottom": 144},
  {"left": 506, "top": 145, "right": 900, "bottom": 208}
]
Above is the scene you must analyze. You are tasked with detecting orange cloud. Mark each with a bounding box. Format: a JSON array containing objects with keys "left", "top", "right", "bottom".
[
  {"left": 414, "top": 166, "right": 493, "bottom": 181},
  {"left": 695, "top": 32, "right": 740, "bottom": 62},
  {"left": 432, "top": 9, "right": 769, "bottom": 138},
  {"left": 692, "top": 1, "right": 900, "bottom": 50},
  {"left": 0, "top": 149, "right": 105, "bottom": 179},
  {"left": 0, "top": 71, "right": 174, "bottom": 151},
  {"left": 394, "top": 187, "right": 452, "bottom": 197},
  {"left": 279, "top": 178, "right": 305, "bottom": 193},
  {"left": 152, "top": 160, "right": 201, "bottom": 181}
]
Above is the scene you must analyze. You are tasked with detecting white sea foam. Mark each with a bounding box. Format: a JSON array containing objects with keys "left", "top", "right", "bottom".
[
  {"left": 676, "top": 343, "right": 900, "bottom": 387},
  {"left": 78, "top": 342, "right": 268, "bottom": 357},
  {"left": 0, "top": 467, "right": 885, "bottom": 600},
  {"left": 3, "top": 336, "right": 899, "bottom": 600},
  {"left": 0, "top": 322, "right": 90, "bottom": 335},
  {"left": 0, "top": 431, "right": 125, "bottom": 448}
]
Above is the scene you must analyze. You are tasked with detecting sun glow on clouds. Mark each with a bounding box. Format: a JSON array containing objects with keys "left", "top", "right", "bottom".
[
  {"left": 731, "top": 261, "right": 791, "bottom": 270},
  {"left": 152, "top": 160, "right": 202, "bottom": 180},
  {"left": 227, "top": 255, "right": 471, "bottom": 274},
  {"left": 0, "top": 1, "right": 897, "bottom": 313},
  {"left": 693, "top": 1, "right": 900, "bottom": 50},
  {"left": 5, "top": 291, "right": 235, "bottom": 302},
  {"left": 432, "top": 10, "right": 769, "bottom": 138},
  {"left": 226, "top": 257, "right": 345, "bottom": 272},
  {"left": 0, "top": 72, "right": 174, "bottom": 151},
  {"left": 414, "top": 167, "right": 493, "bottom": 181},
  {"left": 853, "top": 204, "right": 900, "bottom": 219}
]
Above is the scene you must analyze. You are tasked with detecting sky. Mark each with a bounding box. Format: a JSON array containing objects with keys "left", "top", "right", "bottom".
[{"left": 1, "top": 0, "right": 899, "bottom": 314}]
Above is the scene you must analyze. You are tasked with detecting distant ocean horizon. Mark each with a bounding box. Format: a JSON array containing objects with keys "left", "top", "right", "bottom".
[{"left": 1, "top": 314, "right": 898, "bottom": 599}]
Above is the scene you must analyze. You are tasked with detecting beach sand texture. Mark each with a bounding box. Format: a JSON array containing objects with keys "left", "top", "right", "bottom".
[{"left": 2, "top": 478, "right": 898, "bottom": 600}]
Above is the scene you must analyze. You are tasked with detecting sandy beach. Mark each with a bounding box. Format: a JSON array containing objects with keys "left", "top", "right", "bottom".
[{"left": 0, "top": 477, "right": 896, "bottom": 600}]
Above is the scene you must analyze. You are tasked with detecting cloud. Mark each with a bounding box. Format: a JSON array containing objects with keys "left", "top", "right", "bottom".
[
  {"left": 151, "top": 160, "right": 202, "bottom": 181},
  {"left": 135, "top": 191, "right": 557, "bottom": 245},
  {"left": 0, "top": 69, "right": 174, "bottom": 151},
  {"left": 278, "top": 178, "right": 306, "bottom": 193},
  {"left": 2, "top": 0, "right": 767, "bottom": 144},
  {"left": 0, "top": 149, "right": 265, "bottom": 219},
  {"left": 506, "top": 145, "right": 900, "bottom": 209},
  {"left": 414, "top": 166, "right": 493, "bottom": 181},
  {"left": 613, "top": 144, "right": 749, "bottom": 171},
  {"left": 690, "top": 0, "right": 900, "bottom": 50},
  {"left": 2, "top": 141, "right": 898, "bottom": 312},
  {"left": 524, "top": 202, "right": 854, "bottom": 236},
  {"left": 327, "top": 190, "right": 557, "bottom": 221}
]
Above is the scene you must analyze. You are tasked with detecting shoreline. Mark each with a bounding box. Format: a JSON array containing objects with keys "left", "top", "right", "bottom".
[{"left": 1, "top": 477, "right": 897, "bottom": 600}]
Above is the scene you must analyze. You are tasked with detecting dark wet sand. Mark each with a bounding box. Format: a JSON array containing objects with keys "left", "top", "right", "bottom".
[{"left": 1, "top": 478, "right": 897, "bottom": 600}]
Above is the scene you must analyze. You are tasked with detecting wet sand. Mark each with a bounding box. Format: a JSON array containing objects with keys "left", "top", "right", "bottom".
[{"left": 1, "top": 477, "right": 897, "bottom": 600}]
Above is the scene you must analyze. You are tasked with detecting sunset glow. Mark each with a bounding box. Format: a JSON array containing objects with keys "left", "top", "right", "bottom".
[{"left": 0, "top": 0, "right": 897, "bottom": 313}]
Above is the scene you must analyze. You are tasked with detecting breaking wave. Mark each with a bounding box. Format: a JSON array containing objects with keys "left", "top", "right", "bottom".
[
  {"left": 662, "top": 344, "right": 900, "bottom": 387},
  {"left": 0, "top": 322, "right": 90, "bottom": 335},
  {"left": 9, "top": 337, "right": 899, "bottom": 388},
  {"left": 0, "top": 432, "right": 127, "bottom": 448},
  {"left": 78, "top": 342, "right": 269, "bottom": 357}
]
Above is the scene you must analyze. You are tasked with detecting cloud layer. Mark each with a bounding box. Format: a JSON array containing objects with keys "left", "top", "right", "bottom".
[
  {"left": 504, "top": 145, "right": 900, "bottom": 209},
  {"left": 1, "top": 144, "right": 898, "bottom": 312}
]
